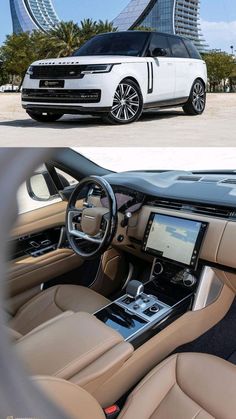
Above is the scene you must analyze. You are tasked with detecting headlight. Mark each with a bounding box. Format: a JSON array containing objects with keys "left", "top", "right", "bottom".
[
  {"left": 81, "top": 64, "right": 113, "bottom": 75},
  {"left": 26, "top": 65, "right": 34, "bottom": 76}
]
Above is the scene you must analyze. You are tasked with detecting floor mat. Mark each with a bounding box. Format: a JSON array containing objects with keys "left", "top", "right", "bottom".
[{"left": 175, "top": 298, "right": 236, "bottom": 363}]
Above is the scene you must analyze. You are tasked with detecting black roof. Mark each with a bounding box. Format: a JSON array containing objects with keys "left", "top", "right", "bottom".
[{"left": 96, "top": 30, "right": 193, "bottom": 42}]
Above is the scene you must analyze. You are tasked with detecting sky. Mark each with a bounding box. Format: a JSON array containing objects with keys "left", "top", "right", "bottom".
[{"left": 0, "top": 0, "right": 236, "bottom": 52}]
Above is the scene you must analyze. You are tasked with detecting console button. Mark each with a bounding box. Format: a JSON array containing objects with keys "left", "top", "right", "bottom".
[
  {"left": 149, "top": 304, "right": 160, "bottom": 313},
  {"left": 143, "top": 308, "right": 155, "bottom": 317},
  {"left": 133, "top": 304, "right": 140, "bottom": 310},
  {"left": 122, "top": 297, "right": 133, "bottom": 305},
  {"left": 142, "top": 298, "right": 150, "bottom": 303}
]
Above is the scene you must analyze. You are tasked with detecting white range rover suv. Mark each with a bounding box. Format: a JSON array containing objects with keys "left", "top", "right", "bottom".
[{"left": 22, "top": 31, "right": 207, "bottom": 124}]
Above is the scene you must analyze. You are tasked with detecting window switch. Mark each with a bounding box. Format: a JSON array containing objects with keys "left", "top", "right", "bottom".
[{"left": 29, "top": 241, "right": 40, "bottom": 248}]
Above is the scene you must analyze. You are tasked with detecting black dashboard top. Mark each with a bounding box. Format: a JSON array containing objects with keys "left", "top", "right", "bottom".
[{"left": 104, "top": 170, "right": 236, "bottom": 210}]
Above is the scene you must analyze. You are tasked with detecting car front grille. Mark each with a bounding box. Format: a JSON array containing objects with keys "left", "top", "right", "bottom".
[
  {"left": 22, "top": 89, "right": 101, "bottom": 103},
  {"left": 30, "top": 65, "right": 86, "bottom": 79}
]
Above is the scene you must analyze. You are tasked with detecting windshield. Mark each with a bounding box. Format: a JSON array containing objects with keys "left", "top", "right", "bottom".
[
  {"left": 74, "top": 148, "right": 236, "bottom": 173},
  {"left": 73, "top": 32, "right": 149, "bottom": 57}
]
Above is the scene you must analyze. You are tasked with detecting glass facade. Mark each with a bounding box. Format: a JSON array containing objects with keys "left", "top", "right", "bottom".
[
  {"left": 113, "top": 0, "right": 207, "bottom": 52},
  {"left": 10, "top": 0, "right": 60, "bottom": 33},
  {"left": 140, "top": 0, "right": 175, "bottom": 34}
]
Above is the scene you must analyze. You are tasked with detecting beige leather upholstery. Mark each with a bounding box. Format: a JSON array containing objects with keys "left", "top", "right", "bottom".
[
  {"left": 33, "top": 375, "right": 105, "bottom": 419},
  {"left": 17, "top": 312, "right": 133, "bottom": 380},
  {"left": 33, "top": 353, "right": 236, "bottom": 419},
  {"left": 10, "top": 284, "right": 110, "bottom": 335},
  {"left": 120, "top": 353, "right": 236, "bottom": 419}
]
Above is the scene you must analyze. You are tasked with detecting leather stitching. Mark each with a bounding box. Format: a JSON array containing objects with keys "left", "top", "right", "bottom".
[
  {"left": 176, "top": 354, "right": 215, "bottom": 418},
  {"left": 149, "top": 382, "right": 177, "bottom": 419},
  {"left": 54, "top": 285, "right": 65, "bottom": 311},
  {"left": 119, "top": 355, "right": 177, "bottom": 418}
]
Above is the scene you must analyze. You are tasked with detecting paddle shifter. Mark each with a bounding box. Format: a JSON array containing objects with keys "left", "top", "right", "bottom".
[{"left": 126, "top": 280, "right": 144, "bottom": 300}]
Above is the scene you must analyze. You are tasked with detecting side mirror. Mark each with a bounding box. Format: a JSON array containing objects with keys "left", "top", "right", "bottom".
[
  {"left": 26, "top": 171, "right": 70, "bottom": 202},
  {"left": 152, "top": 48, "right": 168, "bottom": 57}
]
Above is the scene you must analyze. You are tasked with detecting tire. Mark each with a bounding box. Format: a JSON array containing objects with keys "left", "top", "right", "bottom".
[
  {"left": 27, "top": 111, "right": 63, "bottom": 123},
  {"left": 105, "top": 79, "right": 143, "bottom": 125},
  {"left": 183, "top": 79, "right": 206, "bottom": 115}
]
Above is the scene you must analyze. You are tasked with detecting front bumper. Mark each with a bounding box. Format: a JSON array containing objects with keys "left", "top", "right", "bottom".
[
  {"left": 21, "top": 88, "right": 102, "bottom": 104},
  {"left": 21, "top": 71, "right": 120, "bottom": 112},
  {"left": 22, "top": 103, "right": 112, "bottom": 115}
]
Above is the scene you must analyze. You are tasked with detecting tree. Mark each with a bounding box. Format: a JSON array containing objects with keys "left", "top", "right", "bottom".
[
  {"left": 0, "top": 53, "right": 9, "bottom": 86},
  {"left": 42, "top": 21, "right": 81, "bottom": 58},
  {"left": 78, "top": 18, "right": 98, "bottom": 45},
  {"left": 0, "top": 32, "right": 43, "bottom": 86},
  {"left": 78, "top": 19, "right": 117, "bottom": 46},
  {"left": 0, "top": 18, "right": 117, "bottom": 83},
  {"left": 133, "top": 25, "right": 154, "bottom": 32},
  {"left": 38, "top": 19, "right": 117, "bottom": 58},
  {"left": 96, "top": 19, "right": 117, "bottom": 34},
  {"left": 202, "top": 51, "right": 236, "bottom": 92}
]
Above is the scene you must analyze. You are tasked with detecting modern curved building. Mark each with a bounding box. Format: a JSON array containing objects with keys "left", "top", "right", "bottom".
[
  {"left": 10, "top": 0, "right": 60, "bottom": 33},
  {"left": 113, "top": 0, "right": 207, "bottom": 52}
]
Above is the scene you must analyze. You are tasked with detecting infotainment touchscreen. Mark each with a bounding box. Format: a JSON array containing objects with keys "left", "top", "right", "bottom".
[{"left": 143, "top": 213, "right": 208, "bottom": 268}]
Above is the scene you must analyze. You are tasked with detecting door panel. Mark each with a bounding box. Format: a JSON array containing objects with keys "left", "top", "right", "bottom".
[
  {"left": 174, "top": 58, "right": 193, "bottom": 98},
  {"left": 7, "top": 201, "right": 83, "bottom": 310},
  {"left": 8, "top": 248, "right": 82, "bottom": 297},
  {"left": 12, "top": 201, "right": 67, "bottom": 238},
  {"left": 145, "top": 33, "right": 175, "bottom": 102},
  {"left": 151, "top": 58, "right": 175, "bottom": 101},
  {"left": 167, "top": 36, "right": 192, "bottom": 99}
]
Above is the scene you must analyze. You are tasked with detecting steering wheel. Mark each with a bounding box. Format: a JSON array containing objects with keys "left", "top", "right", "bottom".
[{"left": 66, "top": 176, "right": 117, "bottom": 259}]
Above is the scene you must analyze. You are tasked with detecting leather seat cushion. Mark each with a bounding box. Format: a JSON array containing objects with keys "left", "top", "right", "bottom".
[
  {"left": 32, "top": 353, "right": 236, "bottom": 419},
  {"left": 119, "top": 353, "right": 236, "bottom": 419},
  {"left": 9, "top": 285, "right": 110, "bottom": 335},
  {"left": 33, "top": 375, "right": 105, "bottom": 419}
]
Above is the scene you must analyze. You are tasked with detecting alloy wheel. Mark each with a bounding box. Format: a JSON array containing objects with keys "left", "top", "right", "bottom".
[
  {"left": 111, "top": 83, "right": 140, "bottom": 122},
  {"left": 192, "top": 82, "right": 205, "bottom": 113}
]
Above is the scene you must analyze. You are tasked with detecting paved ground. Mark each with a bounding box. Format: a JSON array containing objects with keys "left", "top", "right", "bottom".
[{"left": 0, "top": 93, "right": 235, "bottom": 146}]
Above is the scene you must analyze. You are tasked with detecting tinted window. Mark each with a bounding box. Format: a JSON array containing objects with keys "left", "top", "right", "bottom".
[
  {"left": 147, "top": 34, "right": 171, "bottom": 57},
  {"left": 74, "top": 32, "right": 150, "bottom": 57},
  {"left": 183, "top": 39, "right": 202, "bottom": 59},
  {"left": 168, "top": 37, "right": 190, "bottom": 58}
]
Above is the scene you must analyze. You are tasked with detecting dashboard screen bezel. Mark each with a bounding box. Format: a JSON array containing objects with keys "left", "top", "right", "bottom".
[{"left": 142, "top": 212, "right": 208, "bottom": 269}]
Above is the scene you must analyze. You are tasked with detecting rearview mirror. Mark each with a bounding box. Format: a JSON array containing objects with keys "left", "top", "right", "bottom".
[
  {"left": 151, "top": 48, "right": 168, "bottom": 57},
  {"left": 26, "top": 171, "right": 70, "bottom": 202}
]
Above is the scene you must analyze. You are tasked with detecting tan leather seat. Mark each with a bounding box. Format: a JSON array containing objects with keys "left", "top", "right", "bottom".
[
  {"left": 34, "top": 353, "right": 236, "bottom": 419},
  {"left": 9, "top": 284, "right": 110, "bottom": 335}
]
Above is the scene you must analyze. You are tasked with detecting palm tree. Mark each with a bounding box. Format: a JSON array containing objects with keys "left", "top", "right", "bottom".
[
  {"left": 79, "top": 18, "right": 98, "bottom": 45},
  {"left": 133, "top": 25, "right": 154, "bottom": 32},
  {"left": 96, "top": 20, "right": 117, "bottom": 34},
  {"left": 44, "top": 21, "right": 81, "bottom": 57},
  {"left": 78, "top": 19, "right": 117, "bottom": 46}
]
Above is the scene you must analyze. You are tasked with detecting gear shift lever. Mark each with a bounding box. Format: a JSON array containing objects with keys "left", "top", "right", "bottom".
[{"left": 126, "top": 280, "right": 144, "bottom": 300}]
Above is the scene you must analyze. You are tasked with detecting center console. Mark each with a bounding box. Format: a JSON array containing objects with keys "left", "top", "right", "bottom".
[{"left": 95, "top": 212, "right": 208, "bottom": 348}]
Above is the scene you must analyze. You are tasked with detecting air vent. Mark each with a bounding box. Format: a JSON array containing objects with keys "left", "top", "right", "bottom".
[
  {"left": 221, "top": 179, "right": 236, "bottom": 185},
  {"left": 177, "top": 176, "right": 201, "bottom": 182},
  {"left": 89, "top": 186, "right": 102, "bottom": 197},
  {"left": 200, "top": 177, "right": 220, "bottom": 183},
  {"left": 146, "top": 197, "right": 236, "bottom": 220}
]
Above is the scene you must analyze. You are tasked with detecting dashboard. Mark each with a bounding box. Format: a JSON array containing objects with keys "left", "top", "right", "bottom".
[
  {"left": 93, "top": 170, "right": 236, "bottom": 291},
  {"left": 100, "top": 186, "right": 144, "bottom": 214}
]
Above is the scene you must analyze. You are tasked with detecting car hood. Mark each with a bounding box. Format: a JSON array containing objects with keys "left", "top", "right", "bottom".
[{"left": 31, "top": 55, "right": 147, "bottom": 66}]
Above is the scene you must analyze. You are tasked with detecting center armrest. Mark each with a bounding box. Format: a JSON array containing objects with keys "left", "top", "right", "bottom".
[{"left": 16, "top": 311, "right": 133, "bottom": 381}]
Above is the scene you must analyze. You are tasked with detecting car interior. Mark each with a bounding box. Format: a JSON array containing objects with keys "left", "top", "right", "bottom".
[{"left": 4, "top": 148, "right": 236, "bottom": 418}]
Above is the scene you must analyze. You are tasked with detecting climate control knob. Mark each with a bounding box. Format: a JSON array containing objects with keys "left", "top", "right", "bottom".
[{"left": 153, "top": 262, "right": 164, "bottom": 276}]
